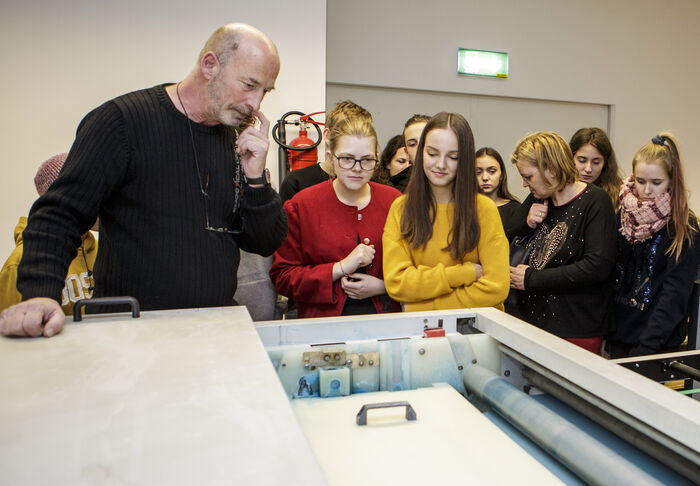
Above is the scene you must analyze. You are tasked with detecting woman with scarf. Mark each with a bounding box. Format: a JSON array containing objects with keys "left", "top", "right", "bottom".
[{"left": 609, "top": 133, "right": 699, "bottom": 357}]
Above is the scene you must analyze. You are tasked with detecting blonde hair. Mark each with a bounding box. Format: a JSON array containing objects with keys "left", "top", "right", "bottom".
[
  {"left": 632, "top": 132, "right": 697, "bottom": 261},
  {"left": 326, "top": 100, "right": 372, "bottom": 132},
  {"left": 511, "top": 132, "right": 577, "bottom": 192},
  {"left": 328, "top": 117, "right": 378, "bottom": 154},
  {"left": 322, "top": 101, "right": 373, "bottom": 176}
]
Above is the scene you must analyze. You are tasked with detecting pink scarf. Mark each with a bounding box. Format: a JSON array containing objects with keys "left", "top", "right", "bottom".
[{"left": 619, "top": 175, "right": 671, "bottom": 243}]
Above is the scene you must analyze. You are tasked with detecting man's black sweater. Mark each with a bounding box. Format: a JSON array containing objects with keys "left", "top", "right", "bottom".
[{"left": 18, "top": 85, "right": 287, "bottom": 311}]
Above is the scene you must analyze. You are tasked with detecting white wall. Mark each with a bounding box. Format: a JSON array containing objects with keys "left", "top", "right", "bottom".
[
  {"left": 327, "top": 84, "right": 609, "bottom": 201},
  {"left": 0, "top": 0, "right": 326, "bottom": 258},
  {"left": 327, "top": 0, "right": 700, "bottom": 204}
]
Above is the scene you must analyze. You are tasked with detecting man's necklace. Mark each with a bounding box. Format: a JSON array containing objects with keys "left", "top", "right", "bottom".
[
  {"left": 176, "top": 82, "right": 208, "bottom": 197},
  {"left": 175, "top": 83, "right": 243, "bottom": 216}
]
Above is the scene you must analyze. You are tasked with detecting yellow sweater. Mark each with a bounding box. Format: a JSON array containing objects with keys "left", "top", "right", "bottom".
[
  {"left": 0, "top": 217, "right": 98, "bottom": 315},
  {"left": 382, "top": 194, "right": 509, "bottom": 311}
]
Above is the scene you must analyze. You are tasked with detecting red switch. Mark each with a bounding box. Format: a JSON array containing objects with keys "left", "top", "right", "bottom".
[{"left": 423, "top": 327, "right": 445, "bottom": 338}]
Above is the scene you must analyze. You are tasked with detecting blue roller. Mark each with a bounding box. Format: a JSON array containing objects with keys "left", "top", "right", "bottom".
[{"left": 462, "top": 365, "right": 665, "bottom": 486}]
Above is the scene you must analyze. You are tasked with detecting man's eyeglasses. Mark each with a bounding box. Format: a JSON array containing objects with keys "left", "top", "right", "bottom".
[
  {"left": 201, "top": 152, "right": 244, "bottom": 235},
  {"left": 202, "top": 184, "right": 243, "bottom": 234},
  {"left": 333, "top": 154, "right": 378, "bottom": 171}
]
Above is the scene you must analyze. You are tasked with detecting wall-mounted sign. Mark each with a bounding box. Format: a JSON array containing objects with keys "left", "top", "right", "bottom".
[{"left": 458, "top": 48, "right": 508, "bottom": 78}]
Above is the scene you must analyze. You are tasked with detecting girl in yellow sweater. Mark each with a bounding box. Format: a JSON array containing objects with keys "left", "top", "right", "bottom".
[{"left": 382, "top": 112, "right": 510, "bottom": 311}]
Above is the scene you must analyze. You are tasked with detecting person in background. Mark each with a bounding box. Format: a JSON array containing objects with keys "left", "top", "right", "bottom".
[
  {"left": 508, "top": 132, "right": 616, "bottom": 354},
  {"left": 475, "top": 147, "right": 520, "bottom": 228},
  {"left": 609, "top": 133, "right": 699, "bottom": 357},
  {"left": 403, "top": 114, "right": 430, "bottom": 164},
  {"left": 383, "top": 112, "right": 509, "bottom": 311},
  {"left": 270, "top": 116, "right": 401, "bottom": 318},
  {"left": 279, "top": 100, "right": 372, "bottom": 202},
  {"left": 0, "top": 154, "right": 98, "bottom": 315},
  {"left": 373, "top": 134, "right": 411, "bottom": 192},
  {"left": 0, "top": 23, "right": 287, "bottom": 338},
  {"left": 569, "top": 127, "right": 623, "bottom": 211}
]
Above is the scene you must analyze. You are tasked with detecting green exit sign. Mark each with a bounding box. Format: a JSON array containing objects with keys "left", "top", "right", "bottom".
[{"left": 458, "top": 48, "right": 508, "bottom": 78}]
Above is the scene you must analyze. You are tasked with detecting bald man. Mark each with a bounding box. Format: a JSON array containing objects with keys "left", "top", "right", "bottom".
[{"left": 1, "top": 23, "right": 288, "bottom": 338}]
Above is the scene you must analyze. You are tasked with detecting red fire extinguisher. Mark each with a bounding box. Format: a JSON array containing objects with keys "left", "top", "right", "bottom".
[
  {"left": 288, "top": 121, "right": 318, "bottom": 171},
  {"left": 272, "top": 111, "right": 324, "bottom": 181}
]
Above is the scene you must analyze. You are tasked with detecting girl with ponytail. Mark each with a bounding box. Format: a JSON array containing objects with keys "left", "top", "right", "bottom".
[{"left": 610, "top": 132, "right": 699, "bottom": 357}]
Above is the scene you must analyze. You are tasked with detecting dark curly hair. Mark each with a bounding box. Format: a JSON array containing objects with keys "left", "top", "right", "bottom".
[{"left": 374, "top": 134, "right": 405, "bottom": 184}]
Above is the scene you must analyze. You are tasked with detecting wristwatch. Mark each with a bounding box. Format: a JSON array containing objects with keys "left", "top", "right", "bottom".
[{"left": 244, "top": 168, "right": 271, "bottom": 186}]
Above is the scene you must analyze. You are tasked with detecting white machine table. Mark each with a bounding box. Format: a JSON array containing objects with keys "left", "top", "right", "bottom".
[{"left": 0, "top": 306, "right": 325, "bottom": 486}]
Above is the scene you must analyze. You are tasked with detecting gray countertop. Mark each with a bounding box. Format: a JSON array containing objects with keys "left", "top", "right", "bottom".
[{"left": 0, "top": 306, "right": 326, "bottom": 486}]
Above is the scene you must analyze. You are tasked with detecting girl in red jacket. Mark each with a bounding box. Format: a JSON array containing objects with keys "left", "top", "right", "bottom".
[{"left": 270, "top": 116, "right": 401, "bottom": 318}]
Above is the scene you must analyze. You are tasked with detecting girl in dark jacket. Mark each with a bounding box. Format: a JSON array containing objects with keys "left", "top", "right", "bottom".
[
  {"left": 373, "top": 134, "right": 412, "bottom": 192},
  {"left": 475, "top": 147, "right": 520, "bottom": 229},
  {"left": 610, "top": 132, "right": 699, "bottom": 357}
]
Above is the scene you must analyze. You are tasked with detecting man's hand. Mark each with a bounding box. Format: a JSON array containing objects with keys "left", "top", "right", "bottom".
[
  {"left": 0, "top": 298, "right": 65, "bottom": 338},
  {"left": 236, "top": 110, "right": 270, "bottom": 181}
]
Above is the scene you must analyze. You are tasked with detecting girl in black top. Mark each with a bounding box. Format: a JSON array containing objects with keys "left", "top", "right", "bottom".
[
  {"left": 569, "top": 128, "right": 623, "bottom": 211},
  {"left": 610, "top": 133, "right": 699, "bottom": 357},
  {"left": 475, "top": 147, "right": 520, "bottom": 228},
  {"left": 373, "top": 134, "right": 412, "bottom": 192},
  {"left": 508, "top": 132, "right": 616, "bottom": 354}
]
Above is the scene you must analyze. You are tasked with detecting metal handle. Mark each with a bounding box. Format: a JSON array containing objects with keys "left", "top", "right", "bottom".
[
  {"left": 73, "top": 296, "right": 141, "bottom": 322},
  {"left": 356, "top": 401, "right": 416, "bottom": 426}
]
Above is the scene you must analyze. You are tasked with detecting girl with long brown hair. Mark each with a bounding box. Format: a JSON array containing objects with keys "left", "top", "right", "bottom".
[
  {"left": 569, "top": 128, "right": 623, "bottom": 211},
  {"left": 382, "top": 112, "right": 509, "bottom": 310},
  {"left": 609, "top": 132, "right": 699, "bottom": 357},
  {"left": 475, "top": 147, "right": 520, "bottom": 228}
]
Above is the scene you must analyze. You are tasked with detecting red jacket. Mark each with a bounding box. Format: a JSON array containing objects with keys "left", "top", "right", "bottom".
[{"left": 270, "top": 180, "right": 401, "bottom": 318}]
